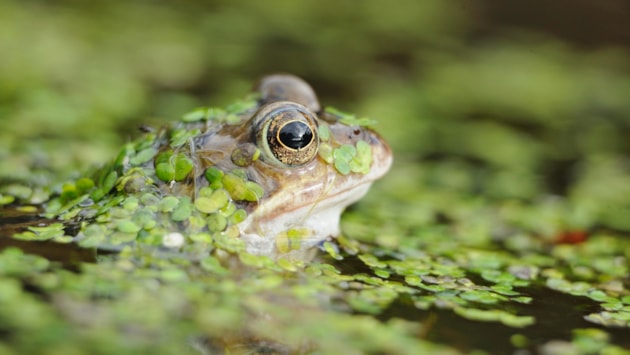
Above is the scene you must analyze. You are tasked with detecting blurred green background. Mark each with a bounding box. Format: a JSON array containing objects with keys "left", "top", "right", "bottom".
[
  {"left": 2, "top": 1, "right": 630, "bottom": 353},
  {"left": 1, "top": 0, "right": 630, "bottom": 226}
]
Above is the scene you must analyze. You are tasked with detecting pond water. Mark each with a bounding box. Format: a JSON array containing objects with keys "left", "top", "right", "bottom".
[
  {"left": 2, "top": 1, "right": 630, "bottom": 353},
  {"left": 1, "top": 202, "right": 629, "bottom": 354}
]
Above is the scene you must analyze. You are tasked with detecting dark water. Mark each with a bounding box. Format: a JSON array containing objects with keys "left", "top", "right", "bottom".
[
  {"left": 378, "top": 286, "right": 630, "bottom": 354},
  {"left": 0, "top": 206, "right": 96, "bottom": 264},
  {"left": 331, "top": 254, "right": 630, "bottom": 353}
]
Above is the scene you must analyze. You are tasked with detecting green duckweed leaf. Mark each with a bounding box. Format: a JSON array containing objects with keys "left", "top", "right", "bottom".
[
  {"left": 229, "top": 209, "right": 247, "bottom": 225},
  {"left": 173, "top": 154, "right": 194, "bottom": 181},
  {"left": 170, "top": 128, "right": 201, "bottom": 148},
  {"left": 204, "top": 166, "right": 225, "bottom": 189},
  {"left": 181, "top": 107, "right": 207, "bottom": 122},
  {"left": 116, "top": 220, "right": 141, "bottom": 234},
  {"left": 155, "top": 162, "right": 175, "bottom": 182},
  {"left": 171, "top": 197, "right": 193, "bottom": 222},
  {"left": 318, "top": 143, "right": 334, "bottom": 164},
  {"left": 130, "top": 148, "right": 157, "bottom": 166},
  {"left": 207, "top": 213, "right": 228, "bottom": 232},
  {"left": 194, "top": 189, "right": 229, "bottom": 214},
  {"left": 454, "top": 307, "right": 535, "bottom": 328},
  {"left": 318, "top": 125, "right": 331, "bottom": 141},
  {"left": 159, "top": 196, "right": 180, "bottom": 212}
]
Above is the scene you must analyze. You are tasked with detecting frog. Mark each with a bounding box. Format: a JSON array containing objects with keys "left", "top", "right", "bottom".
[{"left": 48, "top": 74, "right": 392, "bottom": 260}]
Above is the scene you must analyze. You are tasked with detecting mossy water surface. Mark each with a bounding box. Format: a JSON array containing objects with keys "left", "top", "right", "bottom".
[
  {"left": 2, "top": 1, "right": 630, "bottom": 354},
  {"left": 3, "top": 108, "right": 630, "bottom": 354}
]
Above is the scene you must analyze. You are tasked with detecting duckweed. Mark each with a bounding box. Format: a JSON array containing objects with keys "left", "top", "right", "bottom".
[
  {"left": 155, "top": 151, "right": 193, "bottom": 182},
  {"left": 0, "top": 194, "right": 15, "bottom": 205},
  {"left": 3, "top": 19, "right": 630, "bottom": 352},
  {"left": 222, "top": 172, "right": 264, "bottom": 202},
  {"left": 116, "top": 220, "right": 141, "bottom": 234},
  {"left": 218, "top": 201, "right": 236, "bottom": 217},
  {"left": 329, "top": 141, "right": 373, "bottom": 175},
  {"left": 206, "top": 213, "right": 228, "bottom": 232},
  {"left": 348, "top": 287, "right": 398, "bottom": 314},
  {"left": 170, "top": 127, "right": 201, "bottom": 148},
  {"left": 244, "top": 181, "right": 264, "bottom": 201},
  {"left": 170, "top": 197, "right": 193, "bottom": 221},
  {"left": 318, "top": 125, "right": 331, "bottom": 141},
  {"left": 318, "top": 142, "right": 334, "bottom": 164},
  {"left": 92, "top": 171, "right": 118, "bottom": 201},
  {"left": 231, "top": 145, "right": 260, "bottom": 167},
  {"left": 204, "top": 167, "right": 224, "bottom": 188},
  {"left": 454, "top": 307, "right": 535, "bottom": 328},
  {"left": 129, "top": 148, "right": 157, "bottom": 165},
  {"left": 510, "top": 334, "right": 529, "bottom": 348},
  {"left": 275, "top": 228, "right": 308, "bottom": 253},
  {"left": 181, "top": 107, "right": 207, "bottom": 122},
  {"left": 158, "top": 196, "right": 180, "bottom": 212},
  {"left": 327, "top": 107, "right": 377, "bottom": 127},
  {"left": 3, "top": 184, "right": 33, "bottom": 200},
  {"left": 333, "top": 146, "right": 354, "bottom": 175},
  {"left": 229, "top": 208, "right": 247, "bottom": 225},
  {"left": 13, "top": 223, "right": 67, "bottom": 242},
  {"left": 75, "top": 178, "right": 96, "bottom": 193},
  {"left": 173, "top": 154, "right": 194, "bottom": 181},
  {"left": 350, "top": 140, "right": 373, "bottom": 174},
  {"left": 322, "top": 240, "right": 343, "bottom": 260},
  {"left": 194, "top": 189, "right": 229, "bottom": 214}
]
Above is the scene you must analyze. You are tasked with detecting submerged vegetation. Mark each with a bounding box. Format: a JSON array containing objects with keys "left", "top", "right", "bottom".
[{"left": 1, "top": 1, "right": 630, "bottom": 353}]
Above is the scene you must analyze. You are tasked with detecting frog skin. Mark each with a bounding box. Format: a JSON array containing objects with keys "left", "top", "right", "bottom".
[{"left": 55, "top": 74, "right": 392, "bottom": 259}]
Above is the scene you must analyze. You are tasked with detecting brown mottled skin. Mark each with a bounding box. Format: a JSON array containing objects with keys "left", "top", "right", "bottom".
[{"left": 159, "top": 75, "right": 390, "bottom": 219}]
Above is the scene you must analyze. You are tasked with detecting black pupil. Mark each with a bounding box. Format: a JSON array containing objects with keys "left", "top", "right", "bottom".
[{"left": 279, "top": 121, "right": 313, "bottom": 149}]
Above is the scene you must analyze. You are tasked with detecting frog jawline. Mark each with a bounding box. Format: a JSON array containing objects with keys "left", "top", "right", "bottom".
[{"left": 238, "top": 183, "right": 373, "bottom": 258}]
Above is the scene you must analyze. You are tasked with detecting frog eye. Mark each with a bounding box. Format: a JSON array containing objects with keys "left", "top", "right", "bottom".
[{"left": 253, "top": 101, "right": 319, "bottom": 167}]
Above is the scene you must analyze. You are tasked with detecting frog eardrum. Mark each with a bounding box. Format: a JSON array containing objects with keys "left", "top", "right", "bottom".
[{"left": 253, "top": 101, "right": 319, "bottom": 167}]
